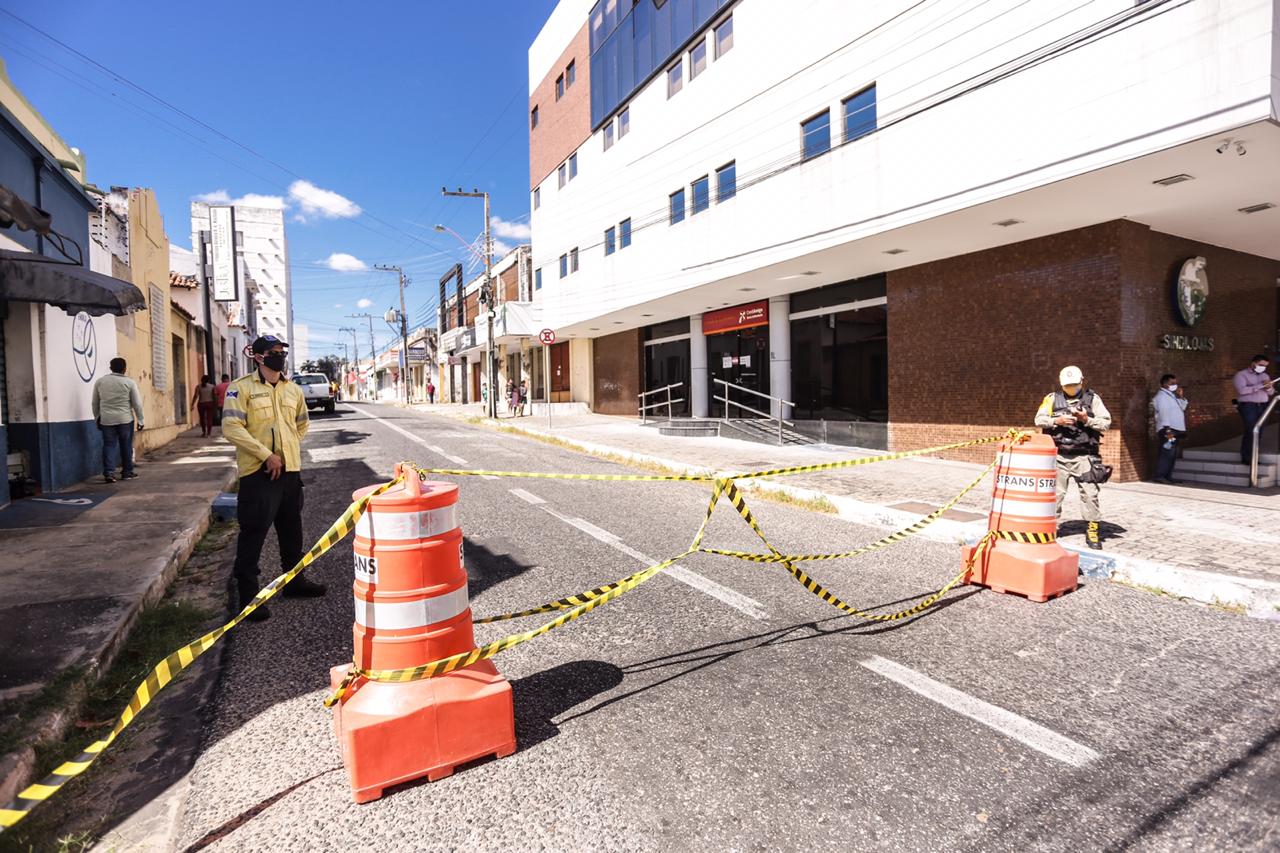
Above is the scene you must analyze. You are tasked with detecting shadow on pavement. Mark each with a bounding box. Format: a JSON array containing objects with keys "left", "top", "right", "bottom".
[
  {"left": 181, "top": 767, "right": 342, "bottom": 852},
  {"left": 513, "top": 659, "right": 625, "bottom": 751}
]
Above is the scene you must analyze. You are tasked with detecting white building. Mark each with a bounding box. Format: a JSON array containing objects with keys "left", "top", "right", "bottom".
[
  {"left": 190, "top": 201, "right": 292, "bottom": 348},
  {"left": 527, "top": 0, "right": 1280, "bottom": 481}
]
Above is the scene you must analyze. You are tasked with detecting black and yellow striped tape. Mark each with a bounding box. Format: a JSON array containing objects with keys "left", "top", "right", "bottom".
[
  {"left": 0, "top": 477, "right": 403, "bottom": 833},
  {"left": 994, "top": 530, "right": 1056, "bottom": 544}
]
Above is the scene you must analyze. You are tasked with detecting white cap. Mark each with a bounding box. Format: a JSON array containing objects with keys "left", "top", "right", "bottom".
[{"left": 1059, "top": 366, "right": 1083, "bottom": 385}]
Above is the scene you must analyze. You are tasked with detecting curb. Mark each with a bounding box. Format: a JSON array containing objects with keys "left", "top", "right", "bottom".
[
  {"left": 423, "top": 408, "right": 1280, "bottom": 621},
  {"left": 0, "top": 463, "right": 237, "bottom": 812}
]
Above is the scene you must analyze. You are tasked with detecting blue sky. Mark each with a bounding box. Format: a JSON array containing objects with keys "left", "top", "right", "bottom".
[{"left": 2, "top": 0, "right": 556, "bottom": 357}]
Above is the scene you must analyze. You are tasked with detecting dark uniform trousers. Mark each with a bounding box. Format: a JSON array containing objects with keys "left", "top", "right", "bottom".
[{"left": 233, "top": 468, "right": 304, "bottom": 599}]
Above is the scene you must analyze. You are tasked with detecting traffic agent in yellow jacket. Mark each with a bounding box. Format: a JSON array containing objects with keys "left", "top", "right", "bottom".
[{"left": 221, "top": 334, "right": 326, "bottom": 621}]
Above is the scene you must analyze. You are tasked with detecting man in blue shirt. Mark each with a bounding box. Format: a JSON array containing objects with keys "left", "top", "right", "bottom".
[{"left": 1151, "top": 373, "right": 1188, "bottom": 484}]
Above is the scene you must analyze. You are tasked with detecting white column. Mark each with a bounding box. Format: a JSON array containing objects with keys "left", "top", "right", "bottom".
[
  {"left": 768, "top": 295, "right": 792, "bottom": 419},
  {"left": 690, "top": 313, "right": 709, "bottom": 419}
]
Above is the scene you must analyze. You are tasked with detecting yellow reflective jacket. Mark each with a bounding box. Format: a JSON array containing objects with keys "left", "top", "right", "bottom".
[{"left": 221, "top": 371, "right": 310, "bottom": 478}]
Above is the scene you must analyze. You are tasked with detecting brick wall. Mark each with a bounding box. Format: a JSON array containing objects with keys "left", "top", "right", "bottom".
[
  {"left": 887, "top": 220, "right": 1279, "bottom": 482},
  {"left": 529, "top": 22, "right": 591, "bottom": 190},
  {"left": 591, "top": 328, "right": 642, "bottom": 415},
  {"left": 499, "top": 263, "right": 520, "bottom": 302}
]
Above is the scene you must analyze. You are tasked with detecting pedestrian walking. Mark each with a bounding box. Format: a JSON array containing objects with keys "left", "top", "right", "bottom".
[
  {"left": 1034, "top": 365, "right": 1112, "bottom": 549},
  {"left": 518, "top": 379, "right": 528, "bottom": 417},
  {"left": 506, "top": 379, "right": 516, "bottom": 416},
  {"left": 91, "top": 357, "right": 144, "bottom": 483},
  {"left": 221, "top": 335, "right": 325, "bottom": 622},
  {"left": 191, "top": 375, "right": 218, "bottom": 437},
  {"left": 1151, "top": 373, "right": 1188, "bottom": 484},
  {"left": 427, "top": 380, "right": 436, "bottom": 404},
  {"left": 1232, "top": 354, "right": 1275, "bottom": 464},
  {"left": 215, "top": 373, "right": 231, "bottom": 427}
]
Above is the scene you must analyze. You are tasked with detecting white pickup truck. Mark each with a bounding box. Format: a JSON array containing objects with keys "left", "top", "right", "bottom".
[{"left": 293, "top": 373, "right": 336, "bottom": 414}]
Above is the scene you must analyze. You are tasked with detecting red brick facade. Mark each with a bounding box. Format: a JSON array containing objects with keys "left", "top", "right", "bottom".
[
  {"left": 529, "top": 23, "right": 591, "bottom": 191},
  {"left": 887, "top": 220, "right": 1280, "bottom": 481},
  {"left": 592, "top": 329, "right": 643, "bottom": 415}
]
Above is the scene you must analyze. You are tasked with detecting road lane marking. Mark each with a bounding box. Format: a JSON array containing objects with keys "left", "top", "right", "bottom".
[
  {"left": 354, "top": 406, "right": 484, "bottom": 471},
  {"left": 860, "top": 655, "right": 1100, "bottom": 767},
  {"left": 509, "top": 488, "right": 546, "bottom": 505},
  {"left": 541, "top": 506, "right": 768, "bottom": 620}
]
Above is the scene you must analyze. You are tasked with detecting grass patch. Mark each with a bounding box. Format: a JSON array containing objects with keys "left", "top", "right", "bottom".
[
  {"left": 1115, "top": 579, "right": 1177, "bottom": 599},
  {"left": 742, "top": 486, "right": 838, "bottom": 514},
  {"left": 191, "top": 519, "right": 236, "bottom": 556},
  {"left": 0, "top": 668, "right": 85, "bottom": 758},
  {"left": 1208, "top": 598, "right": 1246, "bottom": 616}
]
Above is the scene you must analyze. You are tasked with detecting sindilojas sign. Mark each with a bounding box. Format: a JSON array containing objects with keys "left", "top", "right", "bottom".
[{"left": 702, "top": 300, "right": 768, "bottom": 335}]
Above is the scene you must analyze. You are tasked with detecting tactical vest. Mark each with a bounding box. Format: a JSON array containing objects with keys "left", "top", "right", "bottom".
[{"left": 1045, "top": 389, "right": 1101, "bottom": 455}]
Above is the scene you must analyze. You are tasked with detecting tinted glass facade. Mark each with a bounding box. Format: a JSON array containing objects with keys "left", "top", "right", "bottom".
[{"left": 590, "top": 0, "right": 735, "bottom": 128}]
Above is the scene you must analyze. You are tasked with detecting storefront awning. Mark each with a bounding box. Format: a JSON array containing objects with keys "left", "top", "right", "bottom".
[{"left": 0, "top": 249, "right": 145, "bottom": 317}]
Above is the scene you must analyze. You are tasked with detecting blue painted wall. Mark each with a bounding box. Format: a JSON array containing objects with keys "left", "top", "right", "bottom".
[{"left": 6, "top": 419, "right": 103, "bottom": 492}]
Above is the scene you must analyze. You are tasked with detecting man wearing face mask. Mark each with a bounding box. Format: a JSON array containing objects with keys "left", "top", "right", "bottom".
[
  {"left": 221, "top": 335, "right": 326, "bottom": 621},
  {"left": 1151, "top": 373, "right": 1188, "bottom": 484},
  {"left": 1232, "top": 354, "right": 1275, "bottom": 465},
  {"left": 1034, "top": 366, "right": 1112, "bottom": 549}
]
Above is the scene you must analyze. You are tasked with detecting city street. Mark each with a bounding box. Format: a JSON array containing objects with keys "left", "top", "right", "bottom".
[{"left": 171, "top": 403, "right": 1280, "bottom": 851}]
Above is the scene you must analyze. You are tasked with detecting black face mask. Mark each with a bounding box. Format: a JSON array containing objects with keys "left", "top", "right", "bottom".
[{"left": 261, "top": 352, "right": 287, "bottom": 373}]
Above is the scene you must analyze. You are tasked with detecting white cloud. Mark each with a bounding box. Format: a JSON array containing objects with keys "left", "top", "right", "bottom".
[
  {"left": 334, "top": 303, "right": 344, "bottom": 309},
  {"left": 324, "top": 252, "right": 367, "bottom": 272},
  {"left": 193, "top": 189, "right": 285, "bottom": 209},
  {"left": 357, "top": 298, "right": 374, "bottom": 309},
  {"left": 288, "top": 180, "right": 361, "bottom": 220},
  {"left": 194, "top": 189, "right": 231, "bottom": 204},
  {"left": 491, "top": 216, "right": 531, "bottom": 241}
]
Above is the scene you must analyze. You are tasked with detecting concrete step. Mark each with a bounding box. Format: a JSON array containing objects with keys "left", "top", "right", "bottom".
[
  {"left": 658, "top": 421, "right": 720, "bottom": 438},
  {"left": 1175, "top": 460, "right": 1276, "bottom": 477},
  {"left": 1175, "top": 470, "right": 1278, "bottom": 488},
  {"left": 1182, "top": 448, "right": 1279, "bottom": 465}
]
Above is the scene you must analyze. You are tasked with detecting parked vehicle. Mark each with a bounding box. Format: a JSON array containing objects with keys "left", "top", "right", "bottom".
[{"left": 294, "top": 373, "right": 336, "bottom": 413}]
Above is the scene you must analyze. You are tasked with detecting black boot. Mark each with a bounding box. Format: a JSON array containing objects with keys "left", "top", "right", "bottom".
[
  {"left": 283, "top": 575, "right": 327, "bottom": 598},
  {"left": 237, "top": 577, "right": 271, "bottom": 621}
]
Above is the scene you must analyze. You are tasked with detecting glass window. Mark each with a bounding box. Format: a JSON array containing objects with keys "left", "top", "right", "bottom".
[
  {"left": 669, "top": 188, "right": 685, "bottom": 224},
  {"left": 556, "top": 74, "right": 565, "bottom": 100},
  {"left": 590, "top": 2, "right": 606, "bottom": 52},
  {"left": 790, "top": 304, "right": 888, "bottom": 423},
  {"left": 716, "top": 161, "right": 736, "bottom": 202},
  {"left": 843, "top": 84, "right": 877, "bottom": 143},
  {"left": 559, "top": 254, "right": 568, "bottom": 278},
  {"left": 691, "top": 175, "right": 709, "bottom": 214},
  {"left": 690, "top": 38, "right": 707, "bottom": 79},
  {"left": 568, "top": 152, "right": 578, "bottom": 180},
  {"left": 802, "top": 109, "right": 831, "bottom": 161},
  {"left": 533, "top": 186, "right": 541, "bottom": 209},
  {"left": 605, "top": 226, "right": 616, "bottom": 256},
  {"left": 530, "top": 105, "right": 539, "bottom": 129},
  {"left": 618, "top": 107, "right": 630, "bottom": 137},
  {"left": 715, "top": 15, "right": 733, "bottom": 57},
  {"left": 603, "top": 120, "right": 615, "bottom": 150},
  {"left": 570, "top": 247, "right": 579, "bottom": 272},
  {"left": 535, "top": 268, "right": 543, "bottom": 290},
  {"left": 558, "top": 163, "right": 567, "bottom": 188},
  {"left": 620, "top": 217, "right": 632, "bottom": 248},
  {"left": 566, "top": 59, "right": 576, "bottom": 87},
  {"left": 667, "top": 61, "right": 682, "bottom": 98}
]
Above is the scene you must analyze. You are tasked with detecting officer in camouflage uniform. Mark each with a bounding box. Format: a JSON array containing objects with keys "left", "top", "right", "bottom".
[
  {"left": 221, "top": 335, "right": 326, "bottom": 621},
  {"left": 1034, "top": 365, "right": 1112, "bottom": 550}
]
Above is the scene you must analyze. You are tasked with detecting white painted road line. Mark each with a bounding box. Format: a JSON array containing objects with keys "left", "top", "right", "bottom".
[
  {"left": 355, "top": 407, "right": 477, "bottom": 468},
  {"left": 509, "top": 488, "right": 546, "bottom": 505},
  {"left": 860, "top": 655, "right": 1101, "bottom": 768},
  {"left": 541, "top": 506, "right": 769, "bottom": 621}
]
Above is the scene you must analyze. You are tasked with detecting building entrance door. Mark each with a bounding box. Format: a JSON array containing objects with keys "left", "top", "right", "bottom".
[
  {"left": 172, "top": 335, "right": 187, "bottom": 425},
  {"left": 550, "top": 341, "right": 571, "bottom": 402},
  {"left": 707, "top": 326, "right": 769, "bottom": 418},
  {"left": 470, "top": 362, "right": 482, "bottom": 404}
]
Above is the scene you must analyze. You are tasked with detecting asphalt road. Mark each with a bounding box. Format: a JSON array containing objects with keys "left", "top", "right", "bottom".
[{"left": 174, "top": 403, "right": 1280, "bottom": 852}]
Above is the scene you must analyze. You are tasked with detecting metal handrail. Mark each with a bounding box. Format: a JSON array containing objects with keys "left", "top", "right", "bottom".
[
  {"left": 638, "top": 382, "right": 684, "bottom": 424},
  {"left": 713, "top": 378, "right": 795, "bottom": 444},
  {"left": 1250, "top": 395, "right": 1279, "bottom": 487}
]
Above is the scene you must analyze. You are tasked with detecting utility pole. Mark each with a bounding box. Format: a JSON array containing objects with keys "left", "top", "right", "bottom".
[
  {"left": 442, "top": 187, "right": 495, "bottom": 418},
  {"left": 374, "top": 264, "right": 411, "bottom": 405},
  {"left": 347, "top": 313, "right": 376, "bottom": 401}
]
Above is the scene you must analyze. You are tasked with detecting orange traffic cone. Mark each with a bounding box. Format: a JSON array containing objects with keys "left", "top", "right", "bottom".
[
  {"left": 329, "top": 468, "right": 515, "bottom": 803},
  {"left": 962, "top": 434, "right": 1079, "bottom": 602}
]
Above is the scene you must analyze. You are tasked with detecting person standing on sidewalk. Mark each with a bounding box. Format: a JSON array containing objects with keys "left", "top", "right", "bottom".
[
  {"left": 1232, "top": 354, "right": 1275, "bottom": 465},
  {"left": 191, "top": 375, "right": 217, "bottom": 437},
  {"left": 221, "top": 335, "right": 326, "bottom": 622},
  {"left": 1151, "top": 373, "right": 1188, "bottom": 484},
  {"left": 1034, "top": 365, "right": 1112, "bottom": 550},
  {"left": 214, "top": 373, "right": 231, "bottom": 427},
  {"left": 427, "top": 379, "right": 436, "bottom": 404},
  {"left": 91, "top": 357, "right": 145, "bottom": 483}
]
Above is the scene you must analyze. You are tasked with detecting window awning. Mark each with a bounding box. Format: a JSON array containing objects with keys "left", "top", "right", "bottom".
[{"left": 0, "top": 249, "right": 145, "bottom": 317}]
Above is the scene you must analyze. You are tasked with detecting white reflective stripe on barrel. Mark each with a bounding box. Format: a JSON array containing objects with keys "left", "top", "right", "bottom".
[
  {"left": 990, "top": 496, "right": 1057, "bottom": 518},
  {"left": 355, "top": 504, "right": 459, "bottom": 541},
  {"left": 353, "top": 583, "right": 470, "bottom": 630},
  {"left": 997, "top": 452, "right": 1057, "bottom": 472}
]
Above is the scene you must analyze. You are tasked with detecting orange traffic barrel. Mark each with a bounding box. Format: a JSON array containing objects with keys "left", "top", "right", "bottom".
[
  {"left": 329, "top": 468, "right": 515, "bottom": 803},
  {"left": 962, "top": 434, "right": 1079, "bottom": 602}
]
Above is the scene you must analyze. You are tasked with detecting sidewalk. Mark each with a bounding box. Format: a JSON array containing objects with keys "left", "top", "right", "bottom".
[
  {"left": 0, "top": 430, "right": 235, "bottom": 804},
  {"left": 414, "top": 403, "right": 1280, "bottom": 618}
]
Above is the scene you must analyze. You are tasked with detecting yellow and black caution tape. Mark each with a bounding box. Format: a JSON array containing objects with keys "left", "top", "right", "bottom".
[
  {"left": 0, "top": 476, "right": 404, "bottom": 833},
  {"left": 994, "top": 530, "right": 1056, "bottom": 544}
]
